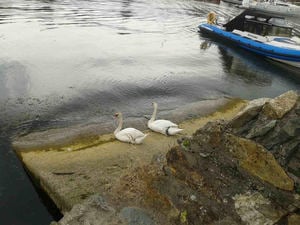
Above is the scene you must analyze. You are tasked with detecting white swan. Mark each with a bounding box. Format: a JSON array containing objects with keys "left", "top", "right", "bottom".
[
  {"left": 113, "top": 112, "right": 148, "bottom": 144},
  {"left": 148, "top": 102, "right": 183, "bottom": 136}
]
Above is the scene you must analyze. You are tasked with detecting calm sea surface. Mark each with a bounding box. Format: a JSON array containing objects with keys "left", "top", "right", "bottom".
[{"left": 0, "top": 0, "right": 300, "bottom": 224}]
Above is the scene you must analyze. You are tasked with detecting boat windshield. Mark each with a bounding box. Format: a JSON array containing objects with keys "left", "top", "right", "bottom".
[
  {"left": 244, "top": 20, "right": 293, "bottom": 37},
  {"left": 224, "top": 10, "right": 293, "bottom": 37},
  {"left": 267, "top": 26, "right": 293, "bottom": 37}
]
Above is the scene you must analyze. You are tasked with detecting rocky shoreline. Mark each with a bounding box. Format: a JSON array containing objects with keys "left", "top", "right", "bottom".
[{"left": 13, "top": 92, "right": 300, "bottom": 225}]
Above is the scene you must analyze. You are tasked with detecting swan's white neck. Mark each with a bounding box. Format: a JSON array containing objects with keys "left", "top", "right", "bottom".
[
  {"left": 114, "top": 113, "right": 123, "bottom": 135},
  {"left": 150, "top": 103, "right": 157, "bottom": 122}
]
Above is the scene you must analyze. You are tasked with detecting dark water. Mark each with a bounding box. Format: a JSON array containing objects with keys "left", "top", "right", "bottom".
[{"left": 0, "top": 0, "right": 300, "bottom": 224}]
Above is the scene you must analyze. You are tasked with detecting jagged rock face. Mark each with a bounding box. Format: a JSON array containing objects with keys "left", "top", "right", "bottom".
[
  {"left": 161, "top": 121, "right": 297, "bottom": 224},
  {"left": 229, "top": 90, "right": 300, "bottom": 187}
]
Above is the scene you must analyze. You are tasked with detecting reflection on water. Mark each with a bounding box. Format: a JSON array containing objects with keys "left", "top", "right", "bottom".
[
  {"left": 200, "top": 40, "right": 212, "bottom": 50},
  {"left": 0, "top": 0, "right": 300, "bottom": 224},
  {"left": 0, "top": 60, "right": 30, "bottom": 100},
  {"left": 199, "top": 38, "right": 274, "bottom": 87},
  {"left": 199, "top": 37, "right": 299, "bottom": 87},
  {"left": 120, "top": 0, "right": 133, "bottom": 19},
  {"left": 200, "top": 33, "right": 300, "bottom": 80},
  {"left": 218, "top": 47, "right": 272, "bottom": 86}
]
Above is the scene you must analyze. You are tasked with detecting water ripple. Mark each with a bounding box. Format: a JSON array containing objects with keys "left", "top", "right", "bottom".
[{"left": 0, "top": 0, "right": 242, "bottom": 33}]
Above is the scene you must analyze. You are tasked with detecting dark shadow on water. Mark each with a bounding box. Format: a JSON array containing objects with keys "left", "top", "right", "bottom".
[
  {"left": 0, "top": 131, "right": 62, "bottom": 224},
  {"left": 218, "top": 46, "right": 273, "bottom": 86}
]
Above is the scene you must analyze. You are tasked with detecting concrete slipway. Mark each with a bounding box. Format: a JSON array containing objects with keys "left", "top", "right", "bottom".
[{"left": 12, "top": 98, "right": 247, "bottom": 214}]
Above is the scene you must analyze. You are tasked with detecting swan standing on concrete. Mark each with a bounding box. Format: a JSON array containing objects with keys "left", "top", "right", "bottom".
[
  {"left": 113, "top": 112, "right": 148, "bottom": 144},
  {"left": 148, "top": 102, "right": 183, "bottom": 136}
]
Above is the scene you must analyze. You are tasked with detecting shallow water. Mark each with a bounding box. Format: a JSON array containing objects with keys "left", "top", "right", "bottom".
[{"left": 0, "top": 0, "right": 300, "bottom": 224}]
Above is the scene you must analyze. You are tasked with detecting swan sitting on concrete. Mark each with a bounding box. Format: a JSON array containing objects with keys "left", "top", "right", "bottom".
[
  {"left": 113, "top": 112, "right": 148, "bottom": 144},
  {"left": 148, "top": 102, "right": 183, "bottom": 136}
]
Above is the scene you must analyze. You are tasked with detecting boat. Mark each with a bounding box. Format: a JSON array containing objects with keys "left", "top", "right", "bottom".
[
  {"left": 241, "top": 0, "right": 300, "bottom": 17},
  {"left": 222, "top": 0, "right": 243, "bottom": 5},
  {"left": 198, "top": 10, "right": 300, "bottom": 68}
]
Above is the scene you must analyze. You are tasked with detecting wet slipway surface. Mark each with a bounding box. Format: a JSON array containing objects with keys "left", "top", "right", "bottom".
[{"left": 0, "top": 0, "right": 299, "bottom": 224}]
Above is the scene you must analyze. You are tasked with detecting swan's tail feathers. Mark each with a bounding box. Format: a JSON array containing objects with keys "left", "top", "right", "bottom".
[
  {"left": 135, "top": 134, "right": 148, "bottom": 144},
  {"left": 166, "top": 127, "right": 183, "bottom": 136}
]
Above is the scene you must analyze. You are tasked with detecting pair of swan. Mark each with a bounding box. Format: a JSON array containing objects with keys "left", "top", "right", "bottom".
[{"left": 113, "top": 102, "right": 183, "bottom": 144}]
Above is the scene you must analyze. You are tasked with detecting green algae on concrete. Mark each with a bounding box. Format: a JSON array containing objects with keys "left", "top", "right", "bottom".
[{"left": 13, "top": 98, "right": 247, "bottom": 214}]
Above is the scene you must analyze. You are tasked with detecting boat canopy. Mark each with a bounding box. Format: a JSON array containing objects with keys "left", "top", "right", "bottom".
[{"left": 223, "top": 9, "right": 293, "bottom": 36}]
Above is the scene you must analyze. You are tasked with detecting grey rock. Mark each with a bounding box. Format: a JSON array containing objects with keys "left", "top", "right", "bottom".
[
  {"left": 277, "top": 139, "right": 300, "bottom": 166},
  {"left": 86, "top": 194, "right": 115, "bottom": 212},
  {"left": 54, "top": 194, "right": 122, "bottom": 225},
  {"left": 262, "top": 90, "right": 298, "bottom": 119},
  {"left": 233, "top": 192, "right": 286, "bottom": 225},
  {"left": 120, "top": 207, "right": 155, "bottom": 225},
  {"left": 190, "top": 195, "right": 197, "bottom": 202},
  {"left": 229, "top": 98, "right": 270, "bottom": 129},
  {"left": 212, "top": 216, "right": 241, "bottom": 225},
  {"left": 246, "top": 120, "right": 277, "bottom": 139},
  {"left": 282, "top": 118, "right": 300, "bottom": 138},
  {"left": 287, "top": 152, "right": 300, "bottom": 179},
  {"left": 151, "top": 153, "right": 166, "bottom": 169}
]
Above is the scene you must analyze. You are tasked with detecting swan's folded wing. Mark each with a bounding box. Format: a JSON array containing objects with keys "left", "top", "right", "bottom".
[
  {"left": 152, "top": 119, "right": 178, "bottom": 128},
  {"left": 121, "top": 128, "right": 145, "bottom": 138}
]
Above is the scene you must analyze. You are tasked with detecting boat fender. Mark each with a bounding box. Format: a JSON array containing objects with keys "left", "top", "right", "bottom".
[{"left": 207, "top": 12, "right": 216, "bottom": 24}]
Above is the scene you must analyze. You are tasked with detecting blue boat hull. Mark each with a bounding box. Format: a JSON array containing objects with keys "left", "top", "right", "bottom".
[{"left": 199, "top": 24, "right": 300, "bottom": 67}]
